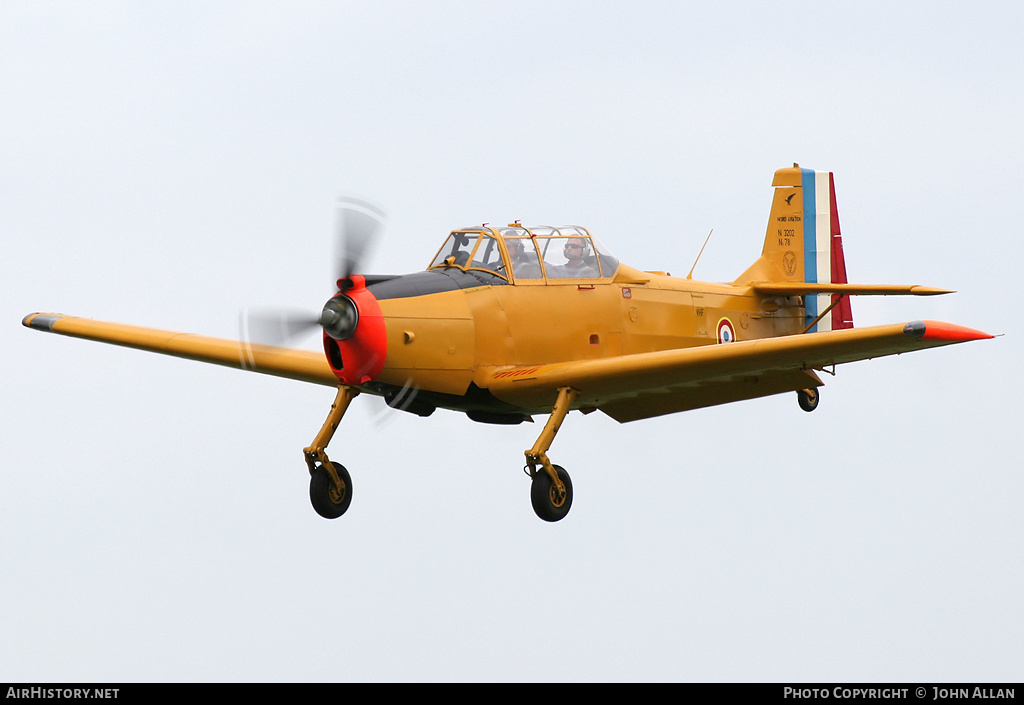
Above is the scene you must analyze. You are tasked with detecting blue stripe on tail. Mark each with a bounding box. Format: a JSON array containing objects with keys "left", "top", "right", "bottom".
[{"left": 801, "top": 168, "right": 819, "bottom": 331}]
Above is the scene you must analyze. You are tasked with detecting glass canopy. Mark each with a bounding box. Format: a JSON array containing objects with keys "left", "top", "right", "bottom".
[{"left": 428, "top": 224, "right": 619, "bottom": 282}]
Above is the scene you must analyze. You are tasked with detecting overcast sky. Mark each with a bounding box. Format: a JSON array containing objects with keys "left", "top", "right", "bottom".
[{"left": 2, "top": 1, "right": 1021, "bottom": 682}]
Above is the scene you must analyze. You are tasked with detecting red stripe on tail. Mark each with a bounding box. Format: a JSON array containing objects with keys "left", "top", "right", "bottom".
[{"left": 829, "top": 172, "right": 854, "bottom": 329}]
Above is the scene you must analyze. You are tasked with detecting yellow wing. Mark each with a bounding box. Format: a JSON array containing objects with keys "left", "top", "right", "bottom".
[
  {"left": 22, "top": 313, "right": 338, "bottom": 387},
  {"left": 484, "top": 320, "right": 993, "bottom": 422}
]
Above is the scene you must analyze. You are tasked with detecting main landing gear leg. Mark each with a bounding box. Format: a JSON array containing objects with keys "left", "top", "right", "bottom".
[
  {"left": 525, "top": 386, "right": 579, "bottom": 522},
  {"left": 304, "top": 384, "right": 359, "bottom": 519}
]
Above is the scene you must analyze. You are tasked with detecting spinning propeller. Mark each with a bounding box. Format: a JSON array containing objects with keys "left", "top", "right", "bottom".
[
  {"left": 242, "top": 196, "right": 419, "bottom": 418},
  {"left": 241, "top": 197, "right": 386, "bottom": 348}
]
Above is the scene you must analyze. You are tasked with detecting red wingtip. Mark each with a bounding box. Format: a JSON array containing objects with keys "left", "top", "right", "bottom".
[{"left": 917, "top": 320, "right": 994, "bottom": 342}]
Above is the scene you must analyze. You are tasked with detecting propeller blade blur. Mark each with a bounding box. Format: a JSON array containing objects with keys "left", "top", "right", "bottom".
[
  {"left": 336, "top": 196, "right": 386, "bottom": 282},
  {"left": 241, "top": 308, "right": 320, "bottom": 347}
]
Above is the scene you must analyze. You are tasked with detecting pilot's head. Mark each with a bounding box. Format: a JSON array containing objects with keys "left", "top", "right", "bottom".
[
  {"left": 507, "top": 239, "right": 525, "bottom": 259},
  {"left": 564, "top": 237, "right": 588, "bottom": 264}
]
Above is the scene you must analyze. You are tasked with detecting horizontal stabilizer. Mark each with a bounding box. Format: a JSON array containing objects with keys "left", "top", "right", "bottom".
[{"left": 752, "top": 283, "right": 954, "bottom": 297}]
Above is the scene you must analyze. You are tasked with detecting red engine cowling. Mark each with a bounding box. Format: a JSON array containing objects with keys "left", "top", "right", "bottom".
[{"left": 322, "top": 275, "right": 387, "bottom": 385}]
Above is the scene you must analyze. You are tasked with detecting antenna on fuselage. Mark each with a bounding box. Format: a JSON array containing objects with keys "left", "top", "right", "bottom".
[{"left": 686, "top": 229, "right": 714, "bottom": 280}]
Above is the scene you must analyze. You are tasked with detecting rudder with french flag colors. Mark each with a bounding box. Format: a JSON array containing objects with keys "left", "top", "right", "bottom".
[{"left": 736, "top": 164, "right": 853, "bottom": 332}]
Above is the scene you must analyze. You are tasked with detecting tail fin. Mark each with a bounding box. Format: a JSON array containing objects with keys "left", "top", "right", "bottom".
[{"left": 736, "top": 165, "right": 853, "bottom": 331}]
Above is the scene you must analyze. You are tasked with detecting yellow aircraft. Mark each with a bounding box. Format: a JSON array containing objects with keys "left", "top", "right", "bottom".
[{"left": 22, "top": 165, "right": 993, "bottom": 521}]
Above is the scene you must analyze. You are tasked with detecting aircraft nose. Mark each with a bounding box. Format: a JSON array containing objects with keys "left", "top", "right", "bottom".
[{"left": 322, "top": 275, "right": 387, "bottom": 386}]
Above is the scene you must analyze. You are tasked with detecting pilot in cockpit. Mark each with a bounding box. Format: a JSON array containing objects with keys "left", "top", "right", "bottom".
[{"left": 555, "top": 237, "right": 598, "bottom": 278}]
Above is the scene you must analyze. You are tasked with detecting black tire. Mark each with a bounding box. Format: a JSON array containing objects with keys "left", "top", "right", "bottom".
[
  {"left": 531, "top": 464, "right": 573, "bottom": 522},
  {"left": 797, "top": 388, "right": 820, "bottom": 412},
  {"left": 309, "top": 462, "right": 352, "bottom": 519}
]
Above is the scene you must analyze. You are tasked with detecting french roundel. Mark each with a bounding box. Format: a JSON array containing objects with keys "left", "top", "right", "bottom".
[{"left": 717, "top": 318, "right": 736, "bottom": 344}]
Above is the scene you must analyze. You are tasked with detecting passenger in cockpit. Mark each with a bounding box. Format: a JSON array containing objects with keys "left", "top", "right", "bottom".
[
  {"left": 507, "top": 238, "right": 542, "bottom": 279},
  {"left": 506, "top": 238, "right": 527, "bottom": 264}
]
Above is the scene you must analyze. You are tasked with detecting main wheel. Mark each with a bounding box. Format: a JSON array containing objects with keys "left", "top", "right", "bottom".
[
  {"left": 797, "top": 388, "right": 820, "bottom": 412},
  {"left": 309, "top": 462, "right": 353, "bottom": 519},
  {"left": 531, "top": 465, "right": 573, "bottom": 522}
]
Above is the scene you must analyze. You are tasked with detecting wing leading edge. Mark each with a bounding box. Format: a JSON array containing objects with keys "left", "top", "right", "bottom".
[
  {"left": 484, "top": 320, "right": 993, "bottom": 422},
  {"left": 22, "top": 313, "right": 338, "bottom": 387}
]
